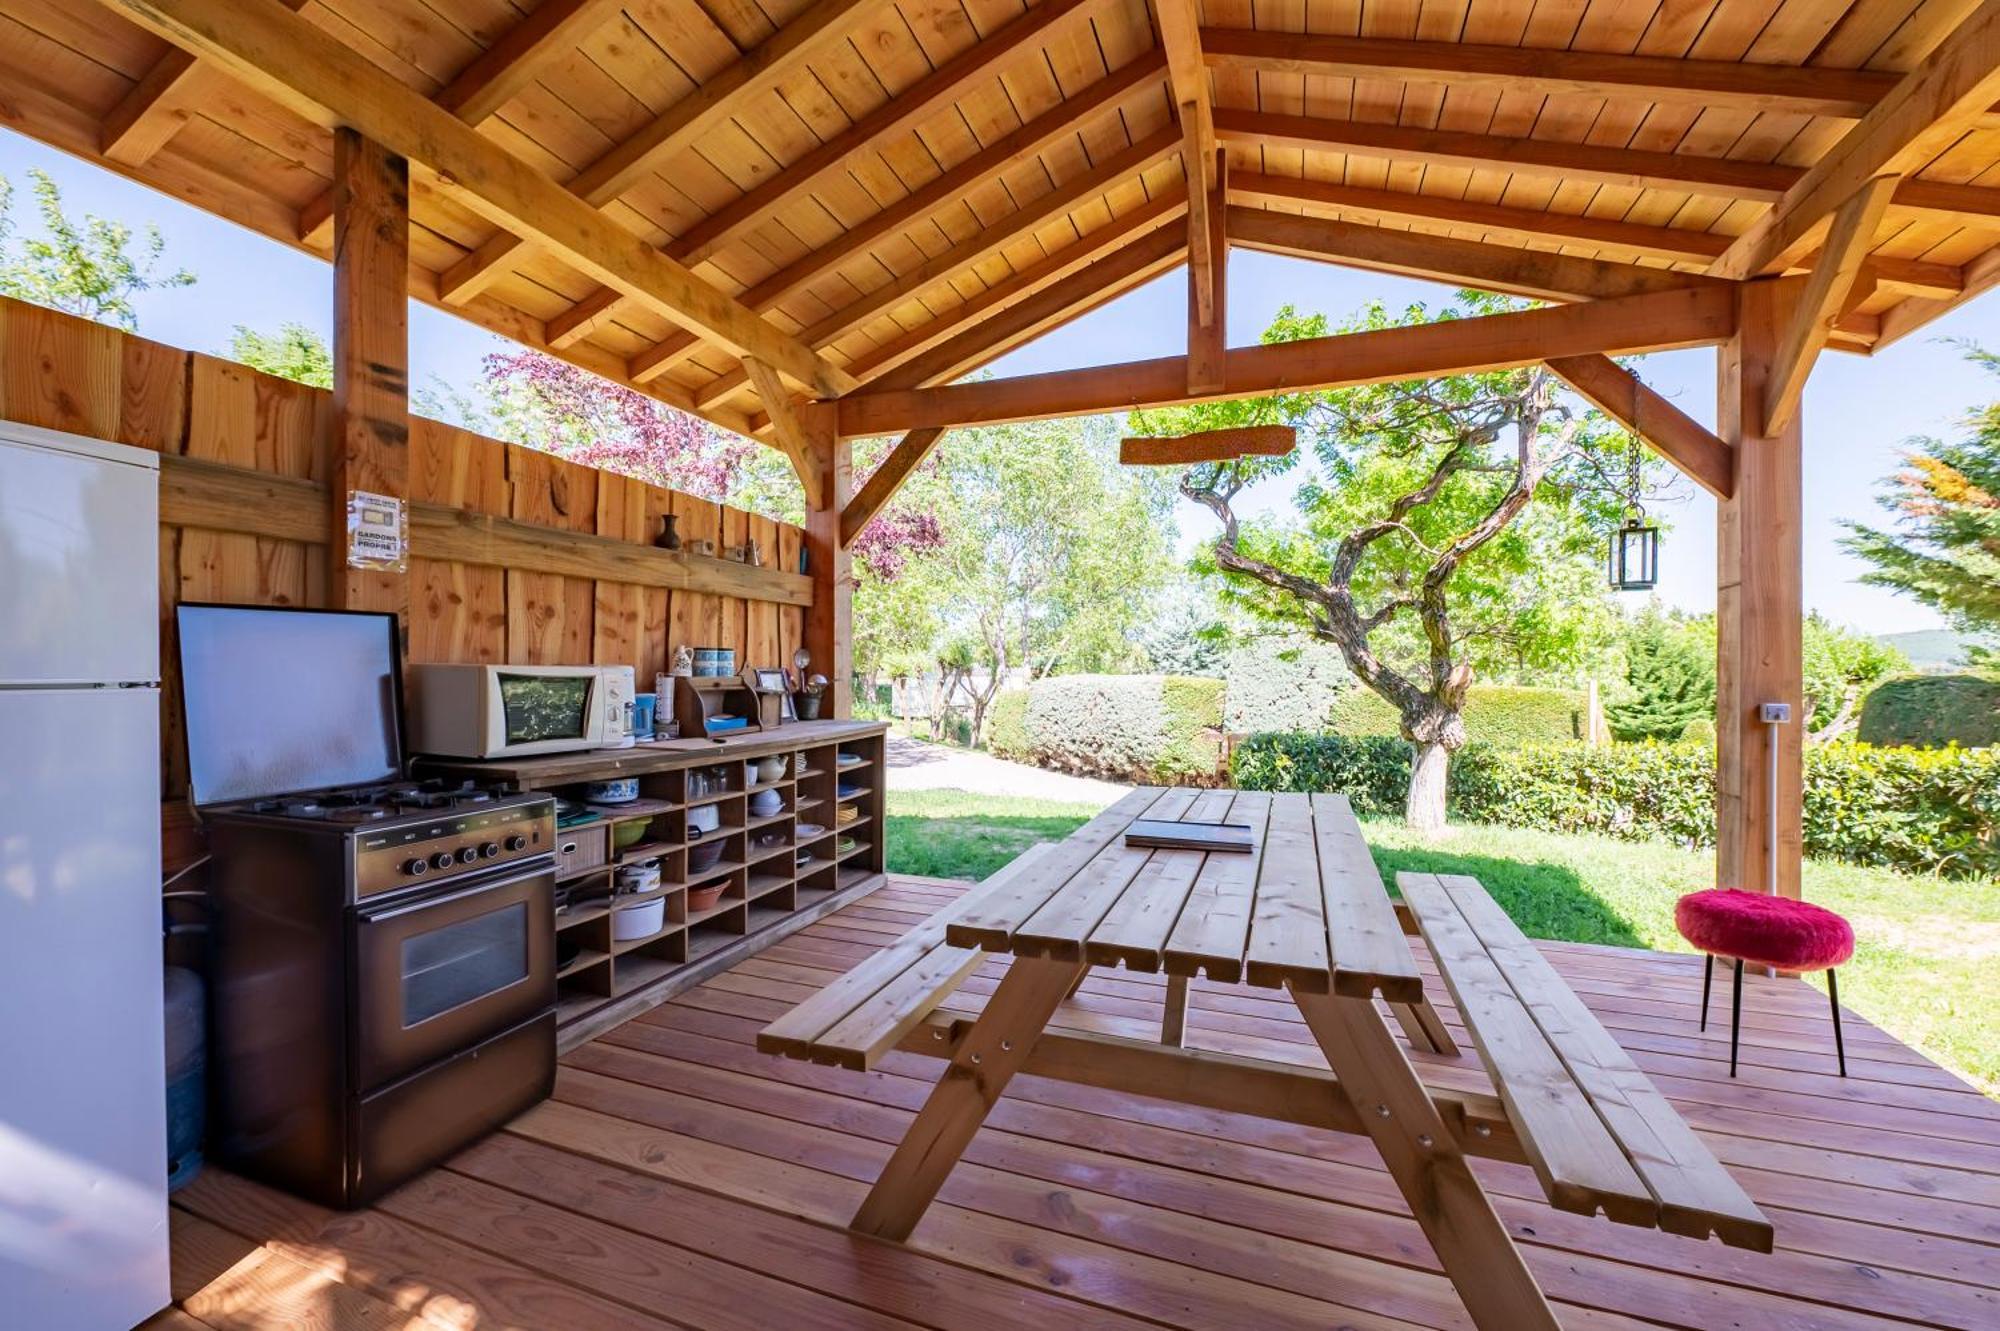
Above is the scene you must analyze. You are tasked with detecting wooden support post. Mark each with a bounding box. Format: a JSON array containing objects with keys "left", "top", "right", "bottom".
[
  {"left": 1161, "top": 973, "right": 1189, "bottom": 1046},
  {"left": 328, "top": 129, "right": 410, "bottom": 619},
  {"left": 803, "top": 403, "right": 852, "bottom": 718},
  {"left": 1716, "top": 279, "right": 1805, "bottom": 899}
]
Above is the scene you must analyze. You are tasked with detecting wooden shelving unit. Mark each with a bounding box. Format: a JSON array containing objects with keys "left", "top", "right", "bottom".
[{"left": 420, "top": 720, "right": 888, "bottom": 1039}]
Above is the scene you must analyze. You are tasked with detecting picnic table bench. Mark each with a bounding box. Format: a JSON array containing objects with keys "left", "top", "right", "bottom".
[{"left": 760, "top": 787, "right": 1772, "bottom": 1330}]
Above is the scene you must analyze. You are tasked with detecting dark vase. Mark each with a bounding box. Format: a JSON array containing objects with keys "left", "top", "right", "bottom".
[
  {"left": 654, "top": 513, "right": 681, "bottom": 550},
  {"left": 795, "top": 692, "right": 822, "bottom": 720}
]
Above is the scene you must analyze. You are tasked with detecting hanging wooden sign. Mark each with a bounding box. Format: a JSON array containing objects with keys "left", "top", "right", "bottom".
[{"left": 1119, "top": 425, "right": 1296, "bottom": 465}]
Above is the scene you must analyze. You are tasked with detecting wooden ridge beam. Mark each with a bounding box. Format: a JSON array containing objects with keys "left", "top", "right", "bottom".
[
  {"left": 1152, "top": 0, "right": 1217, "bottom": 327},
  {"left": 1765, "top": 177, "right": 1900, "bottom": 434},
  {"left": 100, "top": 0, "right": 306, "bottom": 166},
  {"left": 665, "top": 0, "right": 1108, "bottom": 272},
  {"left": 1712, "top": 0, "right": 2000, "bottom": 279},
  {"left": 619, "top": 51, "right": 1168, "bottom": 379},
  {"left": 838, "top": 284, "right": 1738, "bottom": 435},
  {"left": 1200, "top": 27, "right": 1912, "bottom": 120},
  {"left": 1120, "top": 426, "right": 1294, "bottom": 465},
  {"left": 103, "top": 0, "right": 852, "bottom": 397},
  {"left": 1545, "top": 354, "right": 1733, "bottom": 500},
  {"left": 841, "top": 428, "right": 947, "bottom": 547},
  {"left": 692, "top": 126, "right": 1183, "bottom": 411},
  {"left": 1226, "top": 205, "right": 1722, "bottom": 303},
  {"left": 434, "top": 0, "right": 873, "bottom": 304}
]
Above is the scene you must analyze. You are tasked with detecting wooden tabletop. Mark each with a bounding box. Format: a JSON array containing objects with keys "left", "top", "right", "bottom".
[
  {"left": 945, "top": 786, "right": 1423, "bottom": 1002},
  {"left": 416, "top": 719, "right": 888, "bottom": 785}
]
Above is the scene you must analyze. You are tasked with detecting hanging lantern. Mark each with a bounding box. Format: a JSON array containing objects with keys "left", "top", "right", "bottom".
[{"left": 1608, "top": 511, "right": 1659, "bottom": 591}]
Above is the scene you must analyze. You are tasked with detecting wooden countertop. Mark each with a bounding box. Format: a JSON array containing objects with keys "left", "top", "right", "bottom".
[{"left": 415, "top": 719, "right": 888, "bottom": 786}]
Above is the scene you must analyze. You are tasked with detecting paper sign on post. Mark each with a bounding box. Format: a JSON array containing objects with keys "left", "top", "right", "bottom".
[{"left": 346, "top": 490, "right": 407, "bottom": 572}]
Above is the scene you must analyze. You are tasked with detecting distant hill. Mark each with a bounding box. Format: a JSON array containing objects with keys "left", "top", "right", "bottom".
[{"left": 1878, "top": 629, "right": 1985, "bottom": 671}]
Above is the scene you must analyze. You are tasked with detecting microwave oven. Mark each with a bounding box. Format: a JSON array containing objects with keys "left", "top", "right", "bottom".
[{"left": 408, "top": 663, "right": 634, "bottom": 759}]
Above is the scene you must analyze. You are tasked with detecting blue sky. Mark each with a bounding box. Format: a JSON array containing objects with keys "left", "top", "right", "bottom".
[{"left": 4, "top": 125, "right": 1994, "bottom": 634}]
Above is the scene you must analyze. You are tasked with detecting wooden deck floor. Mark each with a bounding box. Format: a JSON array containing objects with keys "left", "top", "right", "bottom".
[{"left": 160, "top": 875, "right": 2000, "bottom": 1331}]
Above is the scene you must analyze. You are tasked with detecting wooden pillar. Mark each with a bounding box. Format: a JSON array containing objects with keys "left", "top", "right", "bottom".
[
  {"left": 1715, "top": 278, "right": 1804, "bottom": 899},
  {"left": 329, "top": 128, "right": 411, "bottom": 617},
  {"left": 803, "top": 402, "right": 852, "bottom": 718}
]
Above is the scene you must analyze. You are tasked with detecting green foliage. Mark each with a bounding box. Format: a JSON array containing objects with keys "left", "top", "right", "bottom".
[
  {"left": 986, "top": 688, "right": 1030, "bottom": 760},
  {"left": 1328, "top": 683, "right": 1582, "bottom": 747},
  {"left": 1229, "top": 733, "right": 1415, "bottom": 814},
  {"left": 1606, "top": 607, "right": 1713, "bottom": 741},
  {"left": 228, "top": 322, "right": 332, "bottom": 388},
  {"left": 1009, "top": 674, "right": 1225, "bottom": 783},
  {"left": 1858, "top": 673, "right": 2000, "bottom": 748},
  {"left": 0, "top": 169, "right": 194, "bottom": 331},
  {"left": 1223, "top": 635, "right": 1352, "bottom": 733},
  {"left": 1802, "top": 613, "right": 1907, "bottom": 737},
  {"left": 1135, "top": 576, "right": 1231, "bottom": 674},
  {"left": 1842, "top": 343, "right": 2000, "bottom": 653},
  {"left": 1680, "top": 716, "right": 1716, "bottom": 746}
]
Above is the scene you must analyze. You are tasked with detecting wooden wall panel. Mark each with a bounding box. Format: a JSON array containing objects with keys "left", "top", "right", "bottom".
[
  {"left": 670, "top": 490, "right": 721, "bottom": 659},
  {"left": 638, "top": 484, "right": 673, "bottom": 684},
  {"left": 506, "top": 445, "right": 597, "bottom": 664},
  {"left": 592, "top": 472, "right": 644, "bottom": 668},
  {"left": 408, "top": 417, "right": 507, "bottom": 663}
]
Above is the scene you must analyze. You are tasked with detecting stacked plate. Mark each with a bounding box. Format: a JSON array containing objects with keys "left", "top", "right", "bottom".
[{"left": 834, "top": 804, "right": 859, "bottom": 827}]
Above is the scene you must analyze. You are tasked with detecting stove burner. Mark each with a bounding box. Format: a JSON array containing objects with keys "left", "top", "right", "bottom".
[
  {"left": 281, "top": 799, "right": 327, "bottom": 818},
  {"left": 326, "top": 806, "right": 390, "bottom": 823}
]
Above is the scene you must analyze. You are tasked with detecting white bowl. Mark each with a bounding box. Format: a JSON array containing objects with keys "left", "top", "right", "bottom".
[{"left": 612, "top": 896, "right": 665, "bottom": 941}]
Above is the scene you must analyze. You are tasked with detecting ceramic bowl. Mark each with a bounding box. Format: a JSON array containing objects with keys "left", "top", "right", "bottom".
[
  {"left": 688, "top": 839, "right": 726, "bottom": 875},
  {"left": 750, "top": 789, "right": 784, "bottom": 818}
]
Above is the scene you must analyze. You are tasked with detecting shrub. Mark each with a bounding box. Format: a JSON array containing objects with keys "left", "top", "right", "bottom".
[
  {"left": 987, "top": 688, "right": 1030, "bottom": 760},
  {"left": 1232, "top": 733, "right": 2000, "bottom": 878},
  {"left": 1680, "top": 717, "right": 1716, "bottom": 746},
  {"left": 1222, "top": 636, "right": 1351, "bottom": 733},
  {"left": 1013, "top": 674, "right": 1226, "bottom": 783},
  {"left": 1858, "top": 673, "right": 2000, "bottom": 748},
  {"left": 1327, "top": 683, "right": 1584, "bottom": 747}
]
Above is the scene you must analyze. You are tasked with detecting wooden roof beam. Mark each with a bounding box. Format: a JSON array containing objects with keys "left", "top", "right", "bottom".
[
  {"left": 841, "top": 428, "right": 947, "bottom": 547},
  {"left": 100, "top": 0, "right": 306, "bottom": 166},
  {"left": 1188, "top": 150, "right": 1227, "bottom": 393},
  {"left": 297, "top": 0, "right": 628, "bottom": 243},
  {"left": 1711, "top": 0, "right": 2000, "bottom": 280},
  {"left": 433, "top": 0, "right": 872, "bottom": 303},
  {"left": 1226, "top": 206, "right": 1723, "bottom": 303},
  {"left": 1545, "top": 355, "right": 1732, "bottom": 500},
  {"left": 617, "top": 51, "right": 1168, "bottom": 379},
  {"left": 105, "top": 0, "right": 852, "bottom": 397},
  {"left": 836, "top": 284, "right": 1738, "bottom": 435},
  {"left": 1151, "top": 0, "right": 1217, "bottom": 327},
  {"left": 1765, "top": 176, "right": 1900, "bottom": 434},
  {"left": 1200, "top": 27, "right": 1934, "bottom": 121}
]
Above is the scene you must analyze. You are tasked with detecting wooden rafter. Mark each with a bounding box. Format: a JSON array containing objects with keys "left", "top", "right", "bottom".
[
  {"left": 691, "top": 127, "right": 1183, "bottom": 411},
  {"left": 838, "top": 285, "right": 1738, "bottom": 435},
  {"left": 1120, "top": 426, "right": 1294, "bottom": 465},
  {"left": 100, "top": 0, "right": 306, "bottom": 166},
  {"left": 619, "top": 51, "right": 1168, "bottom": 380},
  {"left": 433, "top": 0, "right": 873, "bottom": 306},
  {"left": 1711, "top": 0, "right": 2000, "bottom": 280},
  {"left": 741, "top": 357, "right": 822, "bottom": 509},
  {"left": 102, "top": 0, "right": 854, "bottom": 398},
  {"left": 1764, "top": 176, "right": 1900, "bottom": 434},
  {"left": 841, "top": 428, "right": 947, "bottom": 547},
  {"left": 1227, "top": 206, "right": 1721, "bottom": 304},
  {"left": 1151, "top": 0, "right": 1216, "bottom": 327},
  {"left": 296, "top": 0, "right": 627, "bottom": 243},
  {"left": 1545, "top": 355, "right": 1733, "bottom": 501},
  {"left": 1199, "top": 27, "right": 1940, "bottom": 121}
]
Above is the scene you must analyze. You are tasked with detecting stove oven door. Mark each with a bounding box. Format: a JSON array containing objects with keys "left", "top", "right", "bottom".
[{"left": 352, "top": 862, "right": 554, "bottom": 1093}]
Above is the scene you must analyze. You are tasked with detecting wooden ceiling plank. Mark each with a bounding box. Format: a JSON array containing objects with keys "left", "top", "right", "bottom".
[
  {"left": 616, "top": 50, "right": 1167, "bottom": 384},
  {"left": 1764, "top": 175, "right": 1901, "bottom": 434},
  {"left": 100, "top": 0, "right": 306, "bottom": 166},
  {"left": 104, "top": 0, "right": 852, "bottom": 396},
  {"left": 841, "top": 428, "right": 947, "bottom": 547},
  {"left": 837, "top": 285, "right": 1739, "bottom": 435},
  {"left": 1545, "top": 354, "right": 1733, "bottom": 500},
  {"left": 663, "top": 0, "right": 1108, "bottom": 272},
  {"left": 1712, "top": 0, "right": 2000, "bottom": 279},
  {"left": 1200, "top": 27, "right": 1909, "bottom": 120},
  {"left": 434, "top": 0, "right": 876, "bottom": 303},
  {"left": 741, "top": 356, "right": 822, "bottom": 507},
  {"left": 1153, "top": 0, "right": 1217, "bottom": 326}
]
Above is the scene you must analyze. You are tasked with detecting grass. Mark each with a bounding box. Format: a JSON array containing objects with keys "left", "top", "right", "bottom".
[{"left": 884, "top": 788, "right": 2000, "bottom": 1096}]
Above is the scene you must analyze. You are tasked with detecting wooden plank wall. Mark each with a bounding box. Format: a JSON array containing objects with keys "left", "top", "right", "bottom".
[{"left": 0, "top": 296, "right": 807, "bottom": 825}]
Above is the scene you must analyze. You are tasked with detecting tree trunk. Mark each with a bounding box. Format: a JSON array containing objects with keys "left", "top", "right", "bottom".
[{"left": 1406, "top": 740, "right": 1450, "bottom": 833}]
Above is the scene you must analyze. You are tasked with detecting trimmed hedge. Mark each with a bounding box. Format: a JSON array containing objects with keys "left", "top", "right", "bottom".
[
  {"left": 1858, "top": 673, "right": 2000, "bottom": 749},
  {"left": 1327, "top": 683, "right": 1585, "bottom": 748},
  {"left": 998, "top": 674, "right": 1226, "bottom": 783},
  {"left": 1223, "top": 636, "right": 1351, "bottom": 733},
  {"left": 987, "top": 688, "right": 1030, "bottom": 760},
  {"left": 1233, "top": 732, "right": 2000, "bottom": 878}
]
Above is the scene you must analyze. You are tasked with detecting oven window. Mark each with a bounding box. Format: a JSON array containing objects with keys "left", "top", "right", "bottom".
[
  {"left": 400, "top": 902, "right": 528, "bottom": 1027},
  {"left": 498, "top": 673, "right": 592, "bottom": 744}
]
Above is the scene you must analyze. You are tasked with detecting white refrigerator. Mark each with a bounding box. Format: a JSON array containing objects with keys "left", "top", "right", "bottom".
[{"left": 0, "top": 422, "right": 170, "bottom": 1328}]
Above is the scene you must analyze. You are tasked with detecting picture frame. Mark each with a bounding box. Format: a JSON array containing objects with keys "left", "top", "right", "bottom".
[{"left": 752, "top": 667, "right": 795, "bottom": 721}]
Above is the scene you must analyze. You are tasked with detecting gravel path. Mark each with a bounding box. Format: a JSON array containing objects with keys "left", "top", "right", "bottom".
[{"left": 884, "top": 734, "right": 1129, "bottom": 807}]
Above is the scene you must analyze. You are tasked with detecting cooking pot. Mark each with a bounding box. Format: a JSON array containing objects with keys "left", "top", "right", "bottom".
[{"left": 687, "top": 803, "right": 721, "bottom": 837}]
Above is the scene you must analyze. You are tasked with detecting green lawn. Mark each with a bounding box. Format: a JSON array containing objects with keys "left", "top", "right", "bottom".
[{"left": 884, "top": 788, "right": 2000, "bottom": 1095}]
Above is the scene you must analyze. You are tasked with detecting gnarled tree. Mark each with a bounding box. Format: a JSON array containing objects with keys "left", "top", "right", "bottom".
[{"left": 1140, "top": 299, "right": 1638, "bottom": 831}]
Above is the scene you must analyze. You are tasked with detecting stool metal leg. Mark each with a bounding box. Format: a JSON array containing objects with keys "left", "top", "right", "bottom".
[
  {"left": 1699, "top": 953, "right": 1713, "bottom": 1031},
  {"left": 1828, "top": 968, "right": 1848, "bottom": 1078},
  {"left": 1729, "top": 958, "right": 1744, "bottom": 1078}
]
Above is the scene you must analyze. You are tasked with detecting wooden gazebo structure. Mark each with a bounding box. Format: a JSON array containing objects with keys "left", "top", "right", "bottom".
[{"left": 9, "top": 0, "right": 2000, "bottom": 898}]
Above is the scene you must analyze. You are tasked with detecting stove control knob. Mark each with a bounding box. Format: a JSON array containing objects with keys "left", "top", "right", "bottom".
[
  {"left": 457, "top": 846, "right": 480, "bottom": 865},
  {"left": 429, "top": 851, "right": 455, "bottom": 872},
  {"left": 480, "top": 842, "right": 501, "bottom": 859},
  {"left": 504, "top": 835, "right": 528, "bottom": 852},
  {"left": 404, "top": 857, "right": 429, "bottom": 876}
]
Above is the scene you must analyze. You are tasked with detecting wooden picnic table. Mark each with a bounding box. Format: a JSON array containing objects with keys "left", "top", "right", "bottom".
[{"left": 760, "top": 787, "right": 1772, "bottom": 1331}]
